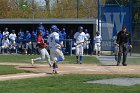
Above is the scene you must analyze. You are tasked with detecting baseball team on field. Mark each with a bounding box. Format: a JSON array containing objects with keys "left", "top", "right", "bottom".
[
  {"left": 0, "top": 23, "right": 131, "bottom": 73},
  {"left": 31, "top": 25, "right": 94, "bottom": 74}
]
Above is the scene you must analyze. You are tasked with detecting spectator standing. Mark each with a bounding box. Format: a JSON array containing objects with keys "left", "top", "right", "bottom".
[
  {"left": 43, "top": 30, "right": 50, "bottom": 44},
  {"left": 24, "top": 30, "right": 31, "bottom": 54},
  {"left": 59, "top": 28, "right": 67, "bottom": 53},
  {"left": 9, "top": 30, "right": 17, "bottom": 53},
  {"left": 36, "top": 23, "right": 46, "bottom": 37},
  {"left": 0, "top": 31, "right": 3, "bottom": 53},
  {"left": 0, "top": 31, "right": 3, "bottom": 45},
  {"left": 1, "top": 37, "right": 10, "bottom": 54},
  {"left": 17, "top": 31, "right": 24, "bottom": 54},
  {"left": 84, "top": 29, "right": 90, "bottom": 55},
  {"left": 3, "top": 28, "right": 9, "bottom": 39},
  {"left": 74, "top": 26, "right": 87, "bottom": 64},
  {"left": 94, "top": 32, "right": 102, "bottom": 56},
  {"left": 31, "top": 31, "right": 37, "bottom": 54}
]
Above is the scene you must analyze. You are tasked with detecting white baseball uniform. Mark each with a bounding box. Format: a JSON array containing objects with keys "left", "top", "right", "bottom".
[
  {"left": 94, "top": 35, "right": 102, "bottom": 52},
  {"left": 9, "top": 33, "right": 17, "bottom": 49},
  {"left": 2, "top": 38, "right": 10, "bottom": 48},
  {"left": 3, "top": 31, "right": 9, "bottom": 38},
  {"left": 84, "top": 33, "right": 90, "bottom": 49},
  {"left": 48, "top": 32, "right": 64, "bottom": 63},
  {"left": 74, "top": 32, "right": 87, "bottom": 56}
]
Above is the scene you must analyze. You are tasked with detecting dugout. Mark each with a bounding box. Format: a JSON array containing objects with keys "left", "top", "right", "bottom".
[{"left": 0, "top": 18, "right": 97, "bottom": 55}]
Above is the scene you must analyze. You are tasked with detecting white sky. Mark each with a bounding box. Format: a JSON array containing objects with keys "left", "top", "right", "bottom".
[
  {"left": 35, "top": 0, "right": 56, "bottom": 6},
  {"left": 35, "top": 0, "right": 46, "bottom": 6}
]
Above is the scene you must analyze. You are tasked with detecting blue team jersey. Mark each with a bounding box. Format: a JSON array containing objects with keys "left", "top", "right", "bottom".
[
  {"left": 43, "top": 34, "right": 50, "bottom": 44},
  {"left": 60, "top": 31, "right": 66, "bottom": 40},
  {"left": 31, "top": 33, "right": 37, "bottom": 42},
  {"left": 0, "top": 33, "right": 3, "bottom": 39},
  {"left": 36, "top": 25, "right": 46, "bottom": 37},
  {"left": 24, "top": 33, "right": 31, "bottom": 42},
  {"left": 18, "top": 32, "right": 24, "bottom": 41},
  {"left": 59, "top": 32, "right": 63, "bottom": 41}
]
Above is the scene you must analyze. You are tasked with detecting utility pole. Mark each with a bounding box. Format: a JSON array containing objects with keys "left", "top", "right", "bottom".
[
  {"left": 98, "top": 0, "right": 100, "bottom": 32},
  {"left": 77, "top": 0, "right": 79, "bottom": 18},
  {"left": 32, "top": 0, "right": 35, "bottom": 19}
]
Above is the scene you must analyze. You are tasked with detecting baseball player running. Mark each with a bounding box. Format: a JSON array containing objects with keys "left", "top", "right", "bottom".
[
  {"left": 48, "top": 25, "right": 65, "bottom": 74},
  {"left": 31, "top": 30, "right": 52, "bottom": 67},
  {"left": 74, "top": 26, "right": 87, "bottom": 64}
]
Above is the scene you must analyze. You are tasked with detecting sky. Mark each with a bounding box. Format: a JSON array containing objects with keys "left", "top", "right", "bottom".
[
  {"left": 35, "top": 0, "right": 46, "bottom": 6},
  {"left": 35, "top": 0, "right": 56, "bottom": 7}
]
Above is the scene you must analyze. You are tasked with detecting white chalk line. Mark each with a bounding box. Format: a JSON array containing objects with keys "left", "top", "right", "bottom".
[{"left": 0, "top": 73, "right": 50, "bottom": 81}]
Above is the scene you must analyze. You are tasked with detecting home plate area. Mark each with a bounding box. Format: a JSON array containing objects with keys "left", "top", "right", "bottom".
[{"left": 17, "top": 64, "right": 140, "bottom": 75}]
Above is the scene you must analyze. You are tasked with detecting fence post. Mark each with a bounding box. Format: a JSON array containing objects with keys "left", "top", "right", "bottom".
[{"left": 69, "top": 39, "right": 73, "bottom": 56}]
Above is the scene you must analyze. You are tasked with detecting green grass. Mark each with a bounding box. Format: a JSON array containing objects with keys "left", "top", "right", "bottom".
[
  {"left": 0, "top": 65, "right": 31, "bottom": 75},
  {"left": 64, "top": 55, "right": 99, "bottom": 64},
  {"left": 0, "top": 74, "right": 140, "bottom": 93},
  {"left": 127, "top": 58, "right": 140, "bottom": 65},
  {"left": 0, "top": 54, "right": 39, "bottom": 63},
  {"left": 0, "top": 54, "right": 99, "bottom": 64}
]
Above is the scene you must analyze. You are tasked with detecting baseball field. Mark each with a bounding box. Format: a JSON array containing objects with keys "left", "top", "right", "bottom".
[{"left": 0, "top": 54, "right": 140, "bottom": 93}]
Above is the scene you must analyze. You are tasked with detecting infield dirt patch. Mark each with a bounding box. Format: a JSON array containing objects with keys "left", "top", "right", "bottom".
[
  {"left": 17, "top": 64, "right": 140, "bottom": 75},
  {"left": 0, "top": 63, "right": 140, "bottom": 81}
]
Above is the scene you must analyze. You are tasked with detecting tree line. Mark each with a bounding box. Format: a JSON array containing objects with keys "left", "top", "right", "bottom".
[{"left": 0, "top": 0, "right": 98, "bottom": 18}]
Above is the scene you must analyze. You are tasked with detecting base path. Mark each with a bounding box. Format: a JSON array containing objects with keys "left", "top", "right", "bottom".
[
  {"left": 17, "top": 64, "right": 140, "bottom": 75},
  {"left": 0, "top": 54, "right": 140, "bottom": 81},
  {"left": 0, "top": 73, "right": 51, "bottom": 81}
]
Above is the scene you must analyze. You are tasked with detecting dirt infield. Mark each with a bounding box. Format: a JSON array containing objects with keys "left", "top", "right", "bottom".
[
  {"left": 0, "top": 63, "right": 140, "bottom": 81},
  {"left": 17, "top": 64, "right": 140, "bottom": 75}
]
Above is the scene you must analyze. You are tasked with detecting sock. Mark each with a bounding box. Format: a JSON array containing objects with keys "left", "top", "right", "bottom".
[
  {"left": 80, "top": 56, "right": 83, "bottom": 63},
  {"left": 57, "top": 56, "right": 64, "bottom": 63},
  {"left": 76, "top": 56, "right": 78, "bottom": 63}
]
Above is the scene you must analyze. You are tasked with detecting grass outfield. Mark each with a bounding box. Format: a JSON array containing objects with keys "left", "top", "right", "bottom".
[
  {"left": 0, "top": 54, "right": 99, "bottom": 64},
  {"left": 0, "top": 74, "right": 140, "bottom": 93},
  {"left": 0, "top": 65, "right": 31, "bottom": 75},
  {"left": 127, "top": 58, "right": 140, "bottom": 65}
]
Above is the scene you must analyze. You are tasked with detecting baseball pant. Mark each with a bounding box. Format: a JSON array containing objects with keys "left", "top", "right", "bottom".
[
  {"left": 34, "top": 48, "right": 52, "bottom": 65},
  {"left": 94, "top": 43, "right": 101, "bottom": 52},
  {"left": 75, "top": 44, "right": 83, "bottom": 56},
  {"left": 50, "top": 48, "right": 64, "bottom": 63},
  {"left": 118, "top": 43, "right": 128, "bottom": 64}
]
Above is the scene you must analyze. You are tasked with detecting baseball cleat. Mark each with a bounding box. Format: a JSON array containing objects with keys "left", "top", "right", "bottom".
[
  {"left": 31, "top": 59, "right": 34, "bottom": 66},
  {"left": 54, "top": 70, "right": 58, "bottom": 74},
  {"left": 52, "top": 69, "right": 58, "bottom": 74},
  {"left": 116, "top": 63, "right": 120, "bottom": 66},
  {"left": 122, "top": 63, "right": 127, "bottom": 66},
  {"left": 53, "top": 63, "right": 58, "bottom": 68}
]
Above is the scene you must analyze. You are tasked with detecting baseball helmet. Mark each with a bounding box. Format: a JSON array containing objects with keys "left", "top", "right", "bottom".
[
  {"left": 5, "top": 28, "right": 8, "bottom": 31},
  {"left": 12, "top": 30, "right": 15, "bottom": 33},
  {"left": 51, "top": 25, "right": 58, "bottom": 32},
  {"left": 85, "top": 29, "right": 88, "bottom": 32},
  {"left": 62, "top": 28, "right": 65, "bottom": 31},
  {"left": 26, "top": 30, "right": 29, "bottom": 33},
  {"left": 78, "top": 26, "right": 83, "bottom": 32}
]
